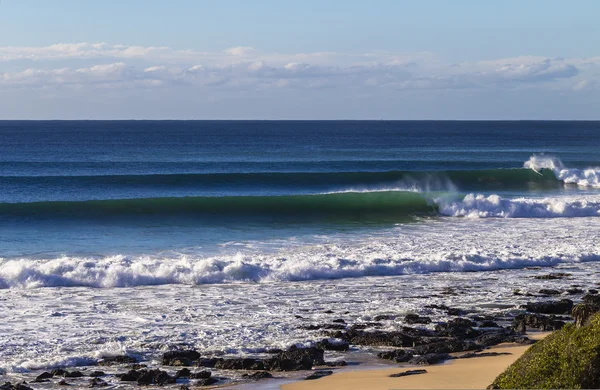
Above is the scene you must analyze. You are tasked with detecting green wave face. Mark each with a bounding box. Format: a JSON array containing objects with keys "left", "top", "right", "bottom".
[{"left": 0, "top": 191, "right": 438, "bottom": 222}]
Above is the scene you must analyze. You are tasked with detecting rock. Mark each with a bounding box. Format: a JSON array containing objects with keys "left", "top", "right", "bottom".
[
  {"left": 413, "top": 339, "right": 478, "bottom": 354},
  {"left": 189, "top": 370, "right": 212, "bottom": 379},
  {"left": 118, "top": 370, "right": 142, "bottom": 381},
  {"left": 567, "top": 288, "right": 585, "bottom": 294},
  {"left": 196, "top": 377, "right": 219, "bottom": 386},
  {"left": 89, "top": 378, "right": 108, "bottom": 388},
  {"left": 343, "top": 329, "right": 418, "bottom": 347},
  {"left": 479, "top": 321, "right": 500, "bottom": 328},
  {"left": 305, "top": 371, "right": 333, "bottom": 380},
  {"left": 533, "top": 273, "right": 571, "bottom": 280},
  {"left": 34, "top": 372, "right": 53, "bottom": 382},
  {"left": 583, "top": 294, "right": 600, "bottom": 306},
  {"left": 215, "top": 358, "right": 265, "bottom": 370},
  {"left": 316, "top": 338, "right": 350, "bottom": 351},
  {"left": 162, "top": 350, "right": 201, "bottom": 366},
  {"left": 456, "top": 352, "right": 511, "bottom": 359},
  {"left": 377, "top": 349, "right": 414, "bottom": 363},
  {"left": 475, "top": 331, "right": 516, "bottom": 347},
  {"left": 374, "top": 314, "right": 396, "bottom": 321},
  {"left": 88, "top": 371, "right": 105, "bottom": 377},
  {"left": 1, "top": 384, "right": 33, "bottom": 390},
  {"left": 448, "top": 318, "right": 476, "bottom": 327},
  {"left": 539, "top": 289, "right": 561, "bottom": 296},
  {"left": 197, "top": 358, "right": 222, "bottom": 368},
  {"left": 332, "top": 319, "right": 345, "bottom": 323},
  {"left": 137, "top": 369, "right": 176, "bottom": 386},
  {"left": 64, "top": 371, "right": 83, "bottom": 378},
  {"left": 322, "top": 360, "right": 347, "bottom": 367},
  {"left": 51, "top": 369, "right": 67, "bottom": 377},
  {"left": 98, "top": 355, "right": 137, "bottom": 366},
  {"left": 389, "top": 369, "right": 427, "bottom": 377},
  {"left": 492, "top": 312, "right": 600, "bottom": 388},
  {"left": 242, "top": 371, "right": 273, "bottom": 380},
  {"left": 589, "top": 289, "right": 599, "bottom": 295},
  {"left": 301, "top": 323, "right": 346, "bottom": 330},
  {"left": 408, "top": 353, "right": 451, "bottom": 365},
  {"left": 57, "top": 379, "right": 70, "bottom": 386},
  {"left": 266, "top": 346, "right": 325, "bottom": 371},
  {"left": 404, "top": 314, "right": 432, "bottom": 324},
  {"left": 524, "top": 299, "right": 573, "bottom": 314},
  {"left": 323, "top": 310, "right": 334, "bottom": 314},
  {"left": 175, "top": 368, "right": 191, "bottom": 378},
  {"left": 512, "top": 314, "right": 566, "bottom": 332},
  {"left": 435, "top": 321, "right": 481, "bottom": 338}
]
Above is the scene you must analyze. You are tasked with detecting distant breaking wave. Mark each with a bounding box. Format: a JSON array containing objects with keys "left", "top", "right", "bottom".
[{"left": 524, "top": 154, "right": 600, "bottom": 187}]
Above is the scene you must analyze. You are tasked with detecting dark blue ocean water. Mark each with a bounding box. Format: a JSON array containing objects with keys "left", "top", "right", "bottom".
[{"left": 1, "top": 120, "right": 599, "bottom": 257}]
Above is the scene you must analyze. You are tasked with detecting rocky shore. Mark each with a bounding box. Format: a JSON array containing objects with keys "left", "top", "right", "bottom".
[{"left": 0, "top": 272, "right": 594, "bottom": 389}]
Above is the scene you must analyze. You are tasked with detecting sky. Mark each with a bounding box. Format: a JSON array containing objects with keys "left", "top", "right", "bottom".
[{"left": 0, "top": 0, "right": 599, "bottom": 119}]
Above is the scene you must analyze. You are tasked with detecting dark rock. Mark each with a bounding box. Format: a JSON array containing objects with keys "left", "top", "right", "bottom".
[
  {"left": 377, "top": 349, "right": 414, "bottom": 363},
  {"left": 456, "top": 352, "right": 511, "bottom": 359},
  {"left": 305, "top": 371, "right": 333, "bottom": 380},
  {"left": 584, "top": 294, "right": 600, "bottom": 306},
  {"left": 242, "top": 371, "right": 273, "bottom": 380},
  {"left": 408, "top": 353, "right": 451, "bottom": 365},
  {"left": 344, "top": 329, "right": 418, "bottom": 347},
  {"left": 479, "top": 321, "right": 500, "bottom": 328},
  {"left": 127, "top": 363, "right": 147, "bottom": 370},
  {"left": 88, "top": 371, "right": 105, "bottom": 377},
  {"left": 374, "top": 314, "right": 396, "bottom": 321},
  {"left": 180, "top": 386, "right": 191, "bottom": 390},
  {"left": 265, "top": 348, "right": 283, "bottom": 354},
  {"left": 197, "top": 358, "right": 222, "bottom": 368},
  {"left": 162, "top": 350, "right": 201, "bottom": 366},
  {"left": 512, "top": 314, "right": 566, "bottom": 332},
  {"left": 137, "top": 369, "right": 176, "bottom": 386},
  {"left": 89, "top": 378, "right": 108, "bottom": 388},
  {"left": 316, "top": 338, "right": 350, "bottom": 351},
  {"left": 475, "top": 331, "right": 516, "bottom": 347},
  {"left": 57, "top": 379, "right": 70, "bottom": 386},
  {"left": 447, "top": 308, "right": 467, "bottom": 316},
  {"left": 539, "top": 289, "right": 561, "bottom": 296},
  {"left": 533, "top": 273, "right": 571, "bottom": 280},
  {"left": 265, "top": 346, "right": 325, "bottom": 371},
  {"left": 196, "top": 377, "right": 218, "bottom": 386},
  {"left": 51, "top": 369, "right": 67, "bottom": 377},
  {"left": 0, "top": 383, "right": 33, "bottom": 390},
  {"left": 64, "top": 371, "right": 83, "bottom": 378},
  {"left": 322, "top": 360, "right": 347, "bottom": 367},
  {"left": 323, "top": 310, "right": 334, "bottom": 314},
  {"left": 175, "top": 368, "right": 191, "bottom": 378},
  {"left": 98, "top": 355, "right": 137, "bottom": 366},
  {"left": 189, "top": 370, "right": 212, "bottom": 379},
  {"left": 118, "top": 369, "right": 142, "bottom": 381},
  {"left": 567, "top": 288, "right": 584, "bottom": 294},
  {"left": 332, "top": 319, "right": 345, "bottom": 323},
  {"left": 34, "top": 372, "right": 53, "bottom": 382},
  {"left": 302, "top": 323, "right": 346, "bottom": 330},
  {"left": 389, "top": 369, "right": 427, "bottom": 377},
  {"left": 449, "top": 318, "right": 476, "bottom": 327},
  {"left": 404, "top": 314, "right": 432, "bottom": 324},
  {"left": 589, "top": 289, "right": 599, "bottom": 295},
  {"left": 215, "top": 358, "right": 265, "bottom": 370},
  {"left": 524, "top": 299, "right": 573, "bottom": 314},
  {"left": 413, "top": 339, "right": 478, "bottom": 354}
]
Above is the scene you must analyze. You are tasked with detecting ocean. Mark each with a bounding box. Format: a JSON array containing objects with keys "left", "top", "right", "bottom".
[{"left": 1, "top": 120, "right": 599, "bottom": 381}]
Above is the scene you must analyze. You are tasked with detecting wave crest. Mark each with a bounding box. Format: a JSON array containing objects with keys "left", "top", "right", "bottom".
[{"left": 524, "top": 154, "right": 600, "bottom": 187}]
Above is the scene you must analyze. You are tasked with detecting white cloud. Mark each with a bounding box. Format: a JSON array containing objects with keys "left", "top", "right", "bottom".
[{"left": 0, "top": 42, "right": 595, "bottom": 95}]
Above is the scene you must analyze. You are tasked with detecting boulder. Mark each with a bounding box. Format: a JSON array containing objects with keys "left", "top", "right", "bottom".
[
  {"left": 524, "top": 299, "right": 573, "bottom": 315},
  {"left": 408, "top": 353, "right": 451, "bottom": 365},
  {"left": 162, "top": 350, "right": 201, "bottom": 366},
  {"left": 98, "top": 355, "right": 137, "bottom": 366},
  {"left": 242, "top": 371, "right": 273, "bottom": 380},
  {"left": 305, "top": 371, "right": 333, "bottom": 380},
  {"left": 404, "top": 314, "right": 432, "bottom": 324},
  {"left": 412, "top": 339, "right": 478, "bottom": 354},
  {"left": 377, "top": 349, "right": 414, "bottom": 363},
  {"left": 389, "top": 369, "right": 427, "bottom": 377},
  {"left": 512, "top": 314, "right": 565, "bottom": 332},
  {"left": 316, "top": 338, "right": 350, "bottom": 351}
]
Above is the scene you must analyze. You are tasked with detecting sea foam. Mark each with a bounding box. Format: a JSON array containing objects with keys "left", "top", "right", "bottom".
[{"left": 525, "top": 154, "right": 600, "bottom": 187}]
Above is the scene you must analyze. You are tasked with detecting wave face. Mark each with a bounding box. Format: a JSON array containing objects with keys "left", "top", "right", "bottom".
[
  {"left": 0, "top": 191, "right": 435, "bottom": 221},
  {"left": 524, "top": 155, "right": 600, "bottom": 187}
]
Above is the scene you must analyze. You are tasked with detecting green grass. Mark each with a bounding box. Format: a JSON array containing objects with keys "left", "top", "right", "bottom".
[{"left": 492, "top": 313, "right": 600, "bottom": 389}]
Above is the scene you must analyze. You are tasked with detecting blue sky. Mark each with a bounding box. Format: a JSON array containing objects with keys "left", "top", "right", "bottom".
[{"left": 0, "top": 0, "right": 599, "bottom": 119}]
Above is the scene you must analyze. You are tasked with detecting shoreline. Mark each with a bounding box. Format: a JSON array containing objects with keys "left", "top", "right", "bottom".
[{"left": 281, "top": 333, "right": 549, "bottom": 390}]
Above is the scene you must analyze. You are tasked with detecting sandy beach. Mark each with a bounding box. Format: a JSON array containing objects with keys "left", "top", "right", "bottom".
[{"left": 282, "top": 333, "right": 548, "bottom": 390}]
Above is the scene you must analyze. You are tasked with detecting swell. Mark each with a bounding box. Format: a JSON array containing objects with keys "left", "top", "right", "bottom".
[
  {"left": 0, "top": 168, "right": 560, "bottom": 190},
  {"left": 0, "top": 191, "right": 436, "bottom": 220}
]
